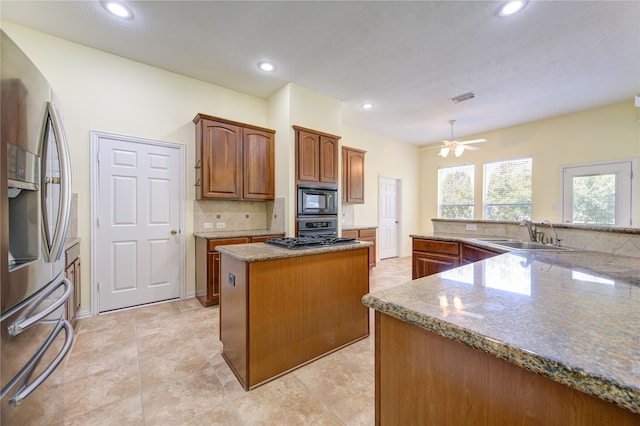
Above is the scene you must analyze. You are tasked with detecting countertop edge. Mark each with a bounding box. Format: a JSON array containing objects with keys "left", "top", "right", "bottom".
[
  {"left": 193, "top": 230, "right": 284, "bottom": 239},
  {"left": 216, "top": 241, "right": 373, "bottom": 263},
  {"left": 362, "top": 277, "right": 640, "bottom": 415}
]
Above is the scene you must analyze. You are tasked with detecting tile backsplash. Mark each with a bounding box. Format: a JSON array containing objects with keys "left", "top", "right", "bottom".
[{"left": 193, "top": 198, "right": 285, "bottom": 233}]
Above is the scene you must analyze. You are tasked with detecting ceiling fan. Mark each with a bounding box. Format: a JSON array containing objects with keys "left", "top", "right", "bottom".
[{"left": 436, "top": 120, "right": 487, "bottom": 157}]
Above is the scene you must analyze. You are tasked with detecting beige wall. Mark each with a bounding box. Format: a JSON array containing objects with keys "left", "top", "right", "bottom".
[
  {"left": 4, "top": 20, "right": 639, "bottom": 315},
  {"left": 340, "top": 125, "right": 421, "bottom": 257},
  {"left": 419, "top": 101, "right": 640, "bottom": 233},
  {"left": 2, "top": 22, "right": 269, "bottom": 312}
]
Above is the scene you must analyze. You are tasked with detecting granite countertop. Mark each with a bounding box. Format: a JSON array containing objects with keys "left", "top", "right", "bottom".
[
  {"left": 193, "top": 229, "right": 284, "bottom": 239},
  {"left": 362, "top": 249, "right": 640, "bottom": 414},
  {"left": 342, "top": 225, "right": 377, "bottom": 231},
  {"left": 64, "top": 237, "right": 80, "bottom": 250},
  {"left": 216, "top": 240, "right": 372, "bottom": 263}
]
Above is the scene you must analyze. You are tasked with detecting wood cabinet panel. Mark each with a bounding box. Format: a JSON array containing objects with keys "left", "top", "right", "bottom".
[
  {"left": 64, "top": 242, "right": 81, "bottom": 327},
  {"left": 197, "top": 235, "right": 283, "bottom": 307},
  {"left": 294, "top": 126, "right": 340, "bottom": 186},
  {"left": 375, "top": 312, "right": 640, "bottom": 426},
  {"left": 342, "top": 228, "right": 376, "bottom": 268},
  {"left": 413, "top": 252, "right": 458, "bottom": 279},
  {"left": 221, "top": 247, "right": 370, "bottom": 390},
  {"left": 297, "top": 130, "right": 320, "bottom": 182},
  {"left": 194, "top": 114, "right": 275, "bottom": 200},
  {"left": 342, "top": 147, "right": 366, "bottom": 203},
  {"left": 319, "top": 136, "right": 338, "bottom": 184},
  {"left": 243, "top": 128, "right": 274, "bottom": 199},
  {"left": 200, "top": 120, "right": 243, "bottom": 199},
  {"left": 412, "top": 238, "right": 460, "bottom": 279},
  {"left": 461, "top": 244, "right": 500, "bottom": 264}
]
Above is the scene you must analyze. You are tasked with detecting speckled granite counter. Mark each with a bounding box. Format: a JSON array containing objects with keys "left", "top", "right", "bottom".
[
  {"left": 216, "top": 240, "right": 372, "bottom": 263},
  {"left": 362, "top": 250, "right": 640, "bottom": 415},
  {"left": 193, "top": 229, "right": 283, "bottom": 239},
  {"left": 342, "top": 225, "right": 377, "bottom": 231}
]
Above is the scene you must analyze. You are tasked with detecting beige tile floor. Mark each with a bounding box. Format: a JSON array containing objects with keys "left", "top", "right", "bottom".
[{"left": 61, "top": 256, "right": 412, "bottom": 425}]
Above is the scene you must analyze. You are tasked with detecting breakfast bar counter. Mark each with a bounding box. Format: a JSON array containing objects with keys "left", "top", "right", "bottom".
[
  {"left": 217, "top": 241, "right": 371, "bottom": 390},
  {"left": 362, "top": 250, "right": 640, "bottom": 424}
]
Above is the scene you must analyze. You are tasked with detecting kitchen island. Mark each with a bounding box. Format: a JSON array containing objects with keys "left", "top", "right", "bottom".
[
  {"left": 217, "top": 240, "right": 371, "bottom": 390},
  {"left": 362, "top": 249, "right": 640, "bottom": 425}
]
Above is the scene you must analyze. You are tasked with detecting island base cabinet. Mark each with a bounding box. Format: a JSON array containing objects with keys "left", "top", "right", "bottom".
[
  {"left": 221, "top": 248, "right": 370, "bottom": 390},
  {"left": 375, "top": 312, "right": 639, "bottom": 426}
]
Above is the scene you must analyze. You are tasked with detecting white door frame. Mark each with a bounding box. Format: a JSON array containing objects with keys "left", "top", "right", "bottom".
[
  {"left": 378, "top": 174, "right": 402, "bottom": 259},
  {"left": 90, "top": 131, "right": 185, "bottom": 315}
]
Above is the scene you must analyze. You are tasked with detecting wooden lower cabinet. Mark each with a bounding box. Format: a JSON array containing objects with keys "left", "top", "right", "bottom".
[
  {"left": 220, "top": 247, "right": 370, "bottom": 390},
  {"left": 342, "top": 228, "right": 376, "bottom": 268},
  {"left": 412, "top": 238, "right": 459, "bottom": 279},
  {"left": 64, "top": 241, "right": 81, "bottom": 327},
  {"left": 375, "top": 312, "right": 640, "bottom": 425},
  {"left": 195, "top": 234, "right": 283, "bottom": 307},
  {"left": 461, "top": 243, "right": 500, "bottom": 264}
]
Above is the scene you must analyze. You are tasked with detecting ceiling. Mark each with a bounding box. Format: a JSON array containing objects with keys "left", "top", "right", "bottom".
[{"left": 2, "top": 1, "right": 638, "bottom": 145}]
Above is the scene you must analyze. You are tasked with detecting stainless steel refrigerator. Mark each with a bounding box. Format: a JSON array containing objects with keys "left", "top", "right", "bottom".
[{"left": 1, "top": 30, "right": 74, "bottom": 424}]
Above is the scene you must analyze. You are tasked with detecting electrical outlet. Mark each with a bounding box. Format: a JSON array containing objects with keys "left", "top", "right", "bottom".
[
  {"left": 204, "top": 222, "right": 213, "bottom": 229},
  {"left": 216, "top": 222, "right": 226, "bottom": 229},
  {"left": 466, "top": 224, "right": 477, "bottom": 231}
]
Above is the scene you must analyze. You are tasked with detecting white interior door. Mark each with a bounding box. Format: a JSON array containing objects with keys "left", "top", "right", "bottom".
[
  {"left": 379, "top": 176, "right": 400, "bottom": 259},
  {"left": 93, "top": 132, "right": 183, "bottom": 312}
]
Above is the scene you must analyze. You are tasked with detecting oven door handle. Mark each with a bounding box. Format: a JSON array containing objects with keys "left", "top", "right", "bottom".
[
  {"left": 7, "top": 278, "right": 72, "bottom": 336},
  {"left": 8, "top": 319, "right": 73, "bottom": 406}
]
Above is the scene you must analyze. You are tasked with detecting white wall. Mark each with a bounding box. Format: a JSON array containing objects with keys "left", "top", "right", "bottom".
[{"left": 419, "top": 101, "right": 640, "bottom": 233}]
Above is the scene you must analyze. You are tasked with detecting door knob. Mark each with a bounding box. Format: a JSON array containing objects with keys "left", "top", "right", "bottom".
[{"left": 171, "top": 229, "right": 178, "bottom": 235}]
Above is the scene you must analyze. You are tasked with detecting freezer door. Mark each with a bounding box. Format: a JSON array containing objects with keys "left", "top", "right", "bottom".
[{"left": 0, "top": 277, "right": 73, "bottom": 424}]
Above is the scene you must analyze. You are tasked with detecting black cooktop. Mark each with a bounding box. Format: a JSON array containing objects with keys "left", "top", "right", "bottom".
[{"left": 266, "top": 236, "right": 357, "bottom": 250}]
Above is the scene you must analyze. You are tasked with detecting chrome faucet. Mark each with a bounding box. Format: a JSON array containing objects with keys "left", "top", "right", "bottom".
[
  {"left": 541, "top": 220, "right": 561, "bottom": 246},
  {"left": 520, "top": 219, "right": 537, "bottom": 242}
]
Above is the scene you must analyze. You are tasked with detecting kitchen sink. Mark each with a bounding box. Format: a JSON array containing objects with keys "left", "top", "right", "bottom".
[
  {"left": 490, "top": 241, "right": 574, "bottom": 251},
  {"left": 471, "top": 238, "right": 575, "bottom": 251},
  {"left": 475, "top": 238, "right": 520, "bottom": 243}
]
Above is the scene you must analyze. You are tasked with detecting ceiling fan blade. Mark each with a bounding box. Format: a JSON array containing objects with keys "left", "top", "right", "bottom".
[
  {"left": 459, "top": 138, "right": 487, "bottom": 145},
  {"left": 463, "top": 145, "right": 480, "bottom": 151}
]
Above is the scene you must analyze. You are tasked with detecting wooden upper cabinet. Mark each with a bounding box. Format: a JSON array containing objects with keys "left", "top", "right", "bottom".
[
  {"left": 294, "top": 126, "right": 340, "bottom": 186},
  {"left": 194, "top": 114, "right": 275, "bottom": 200},
  {"left": 297, "top": 130, "right": 320, "bottom": 182},
  {"left": 319, "top": 136, "right": 338, "bottom": 184},
  {"left": 342, "top": 146, "right": 366, "bottom": 204},
  {"left": 243, "top": 128, "right": 274, "bottom": 200},
  {"left": 199, "top": 120, "right": 243, "bottom": 199}
]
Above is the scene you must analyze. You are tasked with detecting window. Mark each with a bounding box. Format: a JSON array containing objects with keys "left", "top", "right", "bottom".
[
  {"left": 483, "top": 158, "right": 532, "bottom": 220},
  {"left": 561, "top": 159, "right": 637, "bottom": 227},
  {"left": 438, "top": 164, "right": 474, "bottom": 219}
]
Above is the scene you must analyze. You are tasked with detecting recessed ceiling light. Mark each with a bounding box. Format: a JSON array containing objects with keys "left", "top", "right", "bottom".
[
  {"left": 258, "top": 61, "right": 276, "bottom": 72},
  {"left": 499, "top": 1, "right": 527, "bottom": 17},
  {"left": 361, "top": 103, "right": 374, "bottom": 110},
  {"left": 102, "top": 1, "right": 134, "bottom": 19}
]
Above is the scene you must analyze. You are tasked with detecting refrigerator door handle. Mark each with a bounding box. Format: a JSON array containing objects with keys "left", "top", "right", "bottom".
[
  {"left": 7, "top": 319, "right": 74, "bottom": 406},
  {"left": 7, "top": 278, "right": 72, "bottom": 336},
  {"left": 41, "top": 101, "right": 72, "bottom": 263}
]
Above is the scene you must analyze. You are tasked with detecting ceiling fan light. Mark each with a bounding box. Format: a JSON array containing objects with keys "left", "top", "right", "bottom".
[
  {"left": 439, "top": 147, "right": 450, "bottom": 157},
  {"left": 454, "top": 145, "right": 465, "bottom": 157}
]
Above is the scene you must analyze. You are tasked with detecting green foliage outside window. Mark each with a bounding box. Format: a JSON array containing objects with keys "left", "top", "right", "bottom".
[
  {"left": 572, "top": 174, "right": 615, "bottom": 224},
  {"left": 438, "top": 165, "right": 473, "bottom": 219},
  {"left": 484, "top": 159, "right": 532, "bottom": 221}
]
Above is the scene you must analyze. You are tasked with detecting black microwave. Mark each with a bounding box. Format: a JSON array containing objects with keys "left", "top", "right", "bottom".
[{"left": 297, "top": 186, "right": 338, "bottom": 216}]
